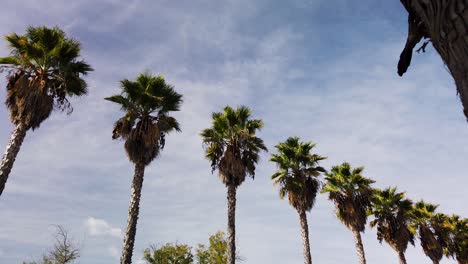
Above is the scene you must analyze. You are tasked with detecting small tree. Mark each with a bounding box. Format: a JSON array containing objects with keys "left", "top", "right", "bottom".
[
  {"left": 143, "top": 231, "right": 235, "bottom": 264},
  {"left": 196, "top": 232, "right": 231, "bottom": 264},
  {"left": 23, "top": 226, "right": 80, "bottom": 264},
  {"left": 143, "top": 243, "right": 193, "bottom": 264}
]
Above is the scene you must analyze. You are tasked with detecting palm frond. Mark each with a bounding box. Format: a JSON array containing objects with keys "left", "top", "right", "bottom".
[
  {"left": 270, "top": 136, "right": 326, "bottom": 212},
  {"left": 106, "top": 73, "right": 182, "bottom": 165},
  {"left": 201, "top": 105, "right": 266, "bottom": 186}
]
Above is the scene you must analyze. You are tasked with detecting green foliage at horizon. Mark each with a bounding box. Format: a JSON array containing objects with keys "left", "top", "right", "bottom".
[{"left": 143, "top": 231, "right": 233, "bottom": 264}]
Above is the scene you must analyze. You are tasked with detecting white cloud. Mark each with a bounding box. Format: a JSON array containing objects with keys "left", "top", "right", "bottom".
[{"left": 85, "top": 217, "right": 122, "bottom": 238}]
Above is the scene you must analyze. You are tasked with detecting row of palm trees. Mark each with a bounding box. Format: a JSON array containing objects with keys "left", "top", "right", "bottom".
[
  {"left": 201, "top": 108, "right": 467, "bottom": 264},
  {"left": 0, "top": 26, "right": 466, "bottom": 264}
]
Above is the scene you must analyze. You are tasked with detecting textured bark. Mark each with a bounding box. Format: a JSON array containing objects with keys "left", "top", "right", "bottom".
[
  {"left": 352, "top": 228, "right": 367, "bottom": 264},
  {"left": 402, "top": 0, "right": 468, "bottom": 119},
  {"left": 120, "top": 162, "right": 145, "bottom": 264},
  {"left": 227, "top": 185, "right": 237, "bottom": 264},
  {"left": 398, "top": 251, "right": 408, "bottom": 264},
  {"left": 0, "top": 123, "right": 27, "bottom": 197},
  {"left": 298, "top": 209, "right": 312, "bottom": 264}
]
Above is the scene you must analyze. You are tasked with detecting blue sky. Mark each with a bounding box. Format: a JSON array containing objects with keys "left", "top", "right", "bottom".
[{"left": 0, "top": 1, "right": 467, "bottom": 263}]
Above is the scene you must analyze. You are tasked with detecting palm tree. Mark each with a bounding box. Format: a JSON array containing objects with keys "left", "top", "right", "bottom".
[
  {"left": 105, "top": 73, "right": 182, "bottom": 264},
  {"left": 397, "top": 0, "right": 468, "bottom": 119},
  {"left": 445, "top": 215, "right": 468, "bottom": 264},
  {"left": 369, "top": 187, "right": 415, "bottom": 264},
  {"left": 0, "top": 26, "right": 92, "bottom": 196},
  {"left": 411, "top": 201, "right": 450, "bottom": 264},
  {"left": 270, "top": 137, "right": 326, "bottom": 264},
  {"left": 200, "top": 106, "right": 267, "bottom": 264},
  {"left": 321, "top": 163, "right": 374, "bottom": 264}
]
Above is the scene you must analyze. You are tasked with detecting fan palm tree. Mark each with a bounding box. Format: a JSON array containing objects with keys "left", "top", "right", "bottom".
[
  {"left": 445, "top": 215, "right": 468, "bottom": 264},
  {"left": 369, "top": 187, "right": 415, "bottom": 264},
  {"left": 200, "top": 106, "right": 267, "bottom": 264},
  {"left": 270, "top": 137, "right": 326, "bottom": 264},
  {"left": 105, "top": 73, "right": 182, "bottom": 264},
  {"left": 411, "top": 201, "right": 450, "bottom": 264},
  {"left": 397, "top": 0, "right": 468, "bottom": 119},
  {"left": 0, "top": 26, "right": 92, "bottom": 196},
  {"left": 321, "top": 163, "right": 374, "bottom": 264}
]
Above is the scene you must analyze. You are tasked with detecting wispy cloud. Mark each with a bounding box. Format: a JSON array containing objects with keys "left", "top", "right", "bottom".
[{"left": 0, "top": 1, "right": 466, "bottom": 264}]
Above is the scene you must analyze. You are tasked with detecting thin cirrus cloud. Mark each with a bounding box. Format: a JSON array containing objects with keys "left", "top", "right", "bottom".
[{"left": 0, "top": 1, "right": 466, "bottom": 264}]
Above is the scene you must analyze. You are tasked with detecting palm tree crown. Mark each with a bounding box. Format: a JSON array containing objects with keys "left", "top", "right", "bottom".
[
  {"left": 270, "top": 136, "right": 326, "bottom": 212},
  {"left": 322, "top": 162, "right": 375, "bottom": 232},
  {"left": 445, "top": 215, "right": 468, "bottom": 263},
  {"left": 410, "top": 201, "right": 449, "bottom": 263},
  {"left": 0, "top": 26, "right": 93, "bottom": 129},
  {"left": 369, "top": 187, "right": 415, "bottom": 254},
  {"left": 200, "top": 105, "right": 267, "bottom": 186},
  {"left": 105, "top": 73, "right": 182, "bottom": 165}
]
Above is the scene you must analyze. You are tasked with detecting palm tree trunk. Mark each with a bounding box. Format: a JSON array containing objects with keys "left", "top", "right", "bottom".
[
  {"left": 402, "top": 0, "right": 468, "bottom": 119},
  {"left": 298, "top": 209, "right": 312, "bottom": 264},
  {"left": 120, "top": 162, "right": 145, "bottom": 264},
  {"left": 227, "top": 184, "right": 237, "bottom": 264},
  {"left": 351, "top": 228, "right": 366, "bottom": 264},
  {"left": 0, "top": 123, "right": 27, "bottom": 197},
  {"left": 398, "top": 250, "right": 407, "bottom": 264}
]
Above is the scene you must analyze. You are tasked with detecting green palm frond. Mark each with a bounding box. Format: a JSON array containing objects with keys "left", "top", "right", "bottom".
[
  {"left": 0, "top": 26, "right": 93, "bottom": 129},
  {"left": 200, "top": 105, "right": 267, "bottom": 187},
  {"left": 444, "top": 215, "right": 468, "bottom": 262},
  {"left": 105, "top": 73, "right": 182, "bottom": 165},
  {"left": 369, "top": 187, "right": 415, "bottom": 254},
  {"left": 322, "top": 162, "right": 375, "bottom": 232},
  {"left": 410, "top": 200, "right": 449, "bottom": 263},
  {"left": 270, "top": 137, "right": 326, "bottom": 212}
]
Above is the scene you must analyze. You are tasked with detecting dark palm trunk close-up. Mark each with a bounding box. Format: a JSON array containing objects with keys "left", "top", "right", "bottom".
[
  {"left": 352, "top": 228, "right": 366, "bottom": 264},
  {"left": 121, "top": 162, "right": 145, "bottom": 264},
  {"left": 400, "top": 0, "right": 468, "bottom": 119},
  {"left": 398, "top": 251, "right": 407, "bottom": 264},
  {"left": 0, "top": 123, "right": 27, "bottom": 197},
  {"left": 298, "top": 209, "right": 312, "bottom": 264},
  {"left": 227, "top": 184, "right": 237, "bottom": 264}
]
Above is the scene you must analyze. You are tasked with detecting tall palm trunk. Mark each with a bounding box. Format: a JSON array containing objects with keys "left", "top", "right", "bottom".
[
  {"left": 298, "top": 209, "right": 312, "bottom": 264},
  {"left": 398, "top": 251, "right": 407, "bottom": 264},
  {"left": 0, "top": 123, "right": 27, "bottom": 196},
  {"left": 351, "top": 228, "right": 366, "bottom": 264},
  {"left": 227, "top": 184, "right": 237, "bottom": 264},
  {"left": 402, "top": 0, "right": 468, "bottom": 119},
  {"left": 121, "top": 162, "right": 145, "bottom": 264}
]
